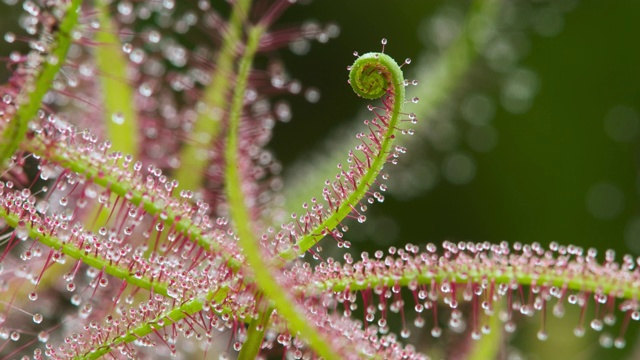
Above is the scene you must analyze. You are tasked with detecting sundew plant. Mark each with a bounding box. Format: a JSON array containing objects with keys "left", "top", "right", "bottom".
[{"left": 0, "top": 0, "right": 639, "bottom": 359}]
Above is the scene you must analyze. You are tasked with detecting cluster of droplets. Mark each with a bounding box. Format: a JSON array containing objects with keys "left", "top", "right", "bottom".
[
  {"left": 280, "top": 241, "right": 640, "bottom": 355},
  {"left": 52, "top": 282, "right": 260, "bottom": 359},
  {"left": 254, "top": 282, "right": 430, "bottom": 360},
  {"left": 0, "top": 112, "right": 286, "bottom": 358},
  {"left": 0, "top": 171, "right": 269, "bottom": 358},
  {"left": 0, "top": 68, "right": 27, "bottom": 126}
]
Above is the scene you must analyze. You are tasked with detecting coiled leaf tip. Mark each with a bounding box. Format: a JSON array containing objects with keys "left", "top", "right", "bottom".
[{"left": 349, "top": 52, "right": 402, "bottom": 100}]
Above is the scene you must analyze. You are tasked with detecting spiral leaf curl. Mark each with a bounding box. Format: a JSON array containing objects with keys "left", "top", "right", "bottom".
[
  {"left": 277, "top": 50, "right": 407, "bottom": 261},
  {"left": 349, "top": 52, "right": 398, "bottom": 100}
]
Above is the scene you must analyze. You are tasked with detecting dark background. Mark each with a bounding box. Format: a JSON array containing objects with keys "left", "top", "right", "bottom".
[{"left": 275, "top": 0, "right": 640, "bottom": 251}]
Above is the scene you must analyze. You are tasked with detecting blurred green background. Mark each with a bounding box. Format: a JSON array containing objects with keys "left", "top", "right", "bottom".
[
  {"left": 272, "top": 0, "right": 640, "bottom": 359},
  {"left": 276, "top": 0, "right": 640, "bottom": 251}
]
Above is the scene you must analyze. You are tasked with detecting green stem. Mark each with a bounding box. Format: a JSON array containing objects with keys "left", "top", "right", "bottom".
[
  {"left": 174, "top": 0, "right": 253, "bottom": 192},
  {"left": 278, "top": 53, "right": 406, "bottom": 262},
  {"left": 21, "top": 137, "right": 243, "bottom": 270},
  {"left": 0, "top": 206, "right": 168, "bottom": 297},
  {"left": 468, "top": 299, "right": 504, "bottom": 360},
  {"left": 300, "top": 261, "right": 640, "bottom": 301},
  {"left": 226, "top": 25, "right": 343, "bottom": 359},
  {"left": 237, "top": 307, "right": 272, "bottom": 360},
  {"left": 81, "top": 289, "right": 230, "bottom": 359},
  {"left": 0, "top": 0, "right": 83, "bottom": 166},
  {"left": 93, "top": 0, "right": 140, "bottom": 156}
]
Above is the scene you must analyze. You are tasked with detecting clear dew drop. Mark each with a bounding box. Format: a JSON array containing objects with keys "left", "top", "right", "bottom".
[
  {"left": 47, "top": 55, "right": 58, "bottom": 65},
  {"left": 600, "top": 333, "right": 614, "bottom": 348},
  {"left": 117, "top": 1, "right": 133, "bottom": 15},
  {"left": 163, "top": 0, "right": 175, "bottom": 9},
  {"left": 304, "top": 88, "right": 320, "bottom": 103},
  {"left": 15, "top": 226, "right": 29, "bottom": 240},
  {"left": 122, "top": 42, "right": 133, "bottom": 54},
  {"left": 139, "top": 83, "right": 153, "bottom": 97},
  {"left": 28, "top": 292, "right": 37, "bottom": 301},
  {"left": 10, "top": 332, "right": 19, "bottom": 341},
  {"left": 590, "top": 319, "right": 603, "bottom": 331},
  {"left": 32, "top": 313, "right": 43, "bottom": 324},
  {"left": 537, "top": 330, "right": 548, "bottom": 341},
  {"left": 36, "top": 200, "right": 49, "bottom": 213},
  {"left": 37, "top": 331, "right": 49, "bottom": 343},
  {"left": 505, "top": 321, "right": 516, "bottom": 333},
  {"left": 84, "top": 184, "right": 98, "bottom": 199},
  {"left": 111, "top": 112, "right": 125, "bottom": 125},
  {"left": 39, "top": 165, "right": 55, "bottom": 180},
  {"left": 553, "top": 304, "right": 565, "bottom": 317},
  {"left": 148, "top": 30, "right": 161, "bottom": 43},
  {"left": 4, "top": 32, "right": 15, "bottom": 43},
  {"left": 604, "top": 314, "right": 616, "bottom": 326}
]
